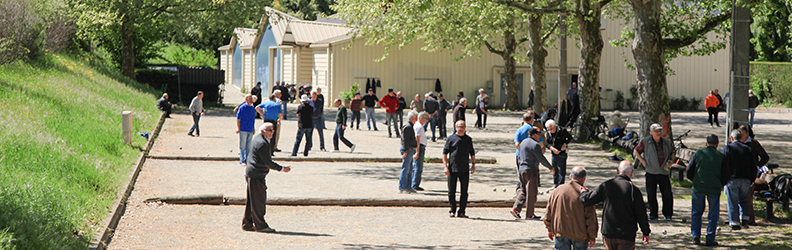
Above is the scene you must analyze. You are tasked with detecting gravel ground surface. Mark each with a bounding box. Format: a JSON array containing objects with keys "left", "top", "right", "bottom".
[{"left": 108, "top": 86, "right": 792, "bottom": 249}]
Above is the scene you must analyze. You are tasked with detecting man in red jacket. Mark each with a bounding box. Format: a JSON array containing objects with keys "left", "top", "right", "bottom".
[{"left": 379, "top": 88, "right": 401, "bottom": 138}]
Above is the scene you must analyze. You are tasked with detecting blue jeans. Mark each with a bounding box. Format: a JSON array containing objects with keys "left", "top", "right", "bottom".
[
  {"left": 427, "top": 116, "right": 436, "bottom": 141},
  {"left": 282, "top": 102, "right": 288, "bottom": 119},
  {"left": 239, "top": 131, "right": 254, "bottom": 163},
  {"left": 554, "top": 236, "right": 588, "bottom": 250},
  {"left": 386, "top": 113, "right": 400, "bottom": 137},
  {"left": 399, "top": 146, "right": 416, "bottom": 190},
  {"left": 412, "top": 145, "right": 426, "bottom": 189},
  {"left": 552, "top": 153, "right": 568, "bottom": 187},
  {"left": 725, "top": 178, "right": 751, "bottom": 226},
  {"left": 333, "top": 125, "right": 353, "bottom": 150},
  {"left": 312, "top": 118, "right": 325, "bottom": 150},
  {"left": 292, "top": 128, "right": 313, "bottom": 156},
  {"left": 749, "top": 108, "right": 756, "bottom": 127},
  {"left": 396, "top": 110, "right": 404, "bottom": 131},
  {"left": 691, "top": 192, "right": 720, "bottom": 242},
  {"left": 365, "top": 107, "right": 378, "bottom": 130},
  {"left": 188, "top": 112, "right": 201, "bottom": 135}
]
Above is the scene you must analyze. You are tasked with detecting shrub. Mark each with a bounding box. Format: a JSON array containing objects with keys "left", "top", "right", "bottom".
[
  {"left": 614, "top": 90, "right": 626, "bottom": 110},
  {"left": 0, "top": 0, "right": 46, "bottom": 63},
  {"left": 750, "top": 62, "right": 792, "bottom": 108}
]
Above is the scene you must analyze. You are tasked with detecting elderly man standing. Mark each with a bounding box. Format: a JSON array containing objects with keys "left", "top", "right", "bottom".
[
  {"left": 545, "top": 120, "right": 573, "bottom": 188},
  {"left": 331, "top": 98, "right": 355, "bottom": 153},
  {"left": 242, "top": 123, "right": 291, "bottom": 233},
  {"left": 378, "top": 88, "right": 401, "bottom": 138},
  {"left": 423, "top": 93, "right": 439, "bottom": 142},
  {"left": 399, "top": 111, "right": 419, "bottom": 194},
  {"left": 157, "top": 93, "right": 175, "bottom": 118},
  {"left": 291, "top": 95, "right": 313, "bottom": 157},
  {"left": 544, "top": 166, "right": 597, "bottom": 250},
  {"left": 309, "top": 90, "right": 326, "bottom": 151},
  {"left": 362, "top": 88, "right": 379, "bottom": 131},
  {"left": 580, "top": 161, "right": 651, "bottom": 249},
  {"left": 437, "top": 94, "right": 453, "bottom": 140},
  {"left": 633, "top": 123, "right": 675, "bottom": 221},
  {"left": 452, "top": 98, "right": 467, "bottom": 133},
  {"left": 686, "top": 134, "right": 728, "bottom": 246},
  {"left": 397, "top": 91, "right": 407, "bottom": 131},
  {"left": 256, "top": 94, "right": 283, "bottom": 156},
  {"left": 412, "top": 112, "right": 430, "bottom": 191},
  {"left": 722, "top": 129, "right": 757, "bottom": 230},
  {"left": 187, "top": 91, "right": 205, "bottom": 137},
  {"left": 237, "top": 94, "right": 257, "bottom": 165},
  {"left": 607, "top": 110, "right": 629, "bottom": 136},
  {"left": 511, "top": 127, "right": 554, "bottom": 220},
  {"left": 443, "top": 120, "right": 476, "bottom": 218}
]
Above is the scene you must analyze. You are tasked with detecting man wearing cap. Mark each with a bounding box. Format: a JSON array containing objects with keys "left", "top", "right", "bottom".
[
  {"left": 686, "top": 134, "right": 728, "bottom": 246},
  {"left": 378, "top": 88, "right": 402, "bottom": 138},
  {"left": 362, "top": 88, "right": 379, "bottom": 131},
  {"left": 607, "top": 110, "right": 629, "bottom": 136},
  {"left": 350, "top": 92, "right": 363, "bottom": 130},
  {"left": 423, "top": 92, "right": 439, "bottom": 142},
  {"left": 291, "top": 95, "right": 314, "bottom": 156},
  {"left": 511, "top": 127, "right": 555, "bottom": 220},
  {"left": 633, "top": 123, "right": 675, "bottom": 221}
]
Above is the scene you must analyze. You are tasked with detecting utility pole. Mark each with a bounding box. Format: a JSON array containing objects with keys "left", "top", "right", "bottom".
[
  {"left": 557, "top": 1, "right": 568, "bottom": 108},
  {"left": 727, "top": 0, "right": 751, "bottom": 136}
]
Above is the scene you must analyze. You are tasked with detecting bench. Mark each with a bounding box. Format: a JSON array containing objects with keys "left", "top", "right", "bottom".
[
  {"left": 754, "top": 165, "right": 790, "bottom": 221},
  {"left": 669, "top": 148, "right": 695, "bottom": 182}
]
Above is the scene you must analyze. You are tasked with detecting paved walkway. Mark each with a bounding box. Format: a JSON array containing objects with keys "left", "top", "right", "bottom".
[{"left": 108, "top": 85, "right": 792, "bottom": 249}]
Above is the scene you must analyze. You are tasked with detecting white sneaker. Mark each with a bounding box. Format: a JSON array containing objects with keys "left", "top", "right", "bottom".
[
  {"left": 350, "top": 145, "right": 356, "bottom": 153},
  {"left": 330, "top": 150, "right": 339, "bottom": 153}
]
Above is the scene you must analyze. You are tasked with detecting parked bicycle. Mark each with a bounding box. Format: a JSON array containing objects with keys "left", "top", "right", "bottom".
[
  {"left": 673, "top": 129, "right": 691, "bottom": 150},
  {"left": 567, "top": 112, "right": 608, "bottom": 143}
]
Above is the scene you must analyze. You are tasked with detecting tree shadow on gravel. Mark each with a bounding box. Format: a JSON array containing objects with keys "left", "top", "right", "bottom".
[
  {"left": 471, "top": 237, "right": 549, "bottom": 248},
  {"left": 466, "top": 217, "right": 522, "bottom": 223},
  {"left": 342, "top": 243, "right": 454, "bottom": 249},
  {"left": 269, "top": 231, "right": 333, "bottom": 237}
]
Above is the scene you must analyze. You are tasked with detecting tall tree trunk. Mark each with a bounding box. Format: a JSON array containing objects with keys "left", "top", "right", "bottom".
[
  {"left": 630, "top": 0, "right": 672, "bottom": 139},
  {"left": 575, "top": 2, "right": 603, "bottom": 130},
  {"left": 120, "top": 12, "right": 136, "bottom": 80},
  {"left": 528, "top": 14, "right": 548, "bottom": 114},
  {"left": 503, "top": 29, "right": 519, "bottom": 111}
]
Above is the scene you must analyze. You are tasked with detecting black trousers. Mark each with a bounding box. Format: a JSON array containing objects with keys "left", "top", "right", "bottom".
[
  {"left": 475, "top": 112, "right": 487, "bottom": 128},
  {"left": 707, "top": 107, "right": 720, "bottom": 126},
  {"left": 448, "top": 172, "right": 470, "bottom": 215},
  {"left": 350, "top": 111, "right": 361, "bottom": 128},
  {"left": 646, "top": 173, "right": 674, "bottom": 218},
  {"left": 437, "top": 113, "right": 447, "bottom": 138},
  {"left": 242, "top": 177, "right": 269, "bottom": 230}
]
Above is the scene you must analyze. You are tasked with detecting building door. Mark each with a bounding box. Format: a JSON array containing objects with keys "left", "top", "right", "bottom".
[{"left": 500, "top": 73, "right": 524, "bottom": 109}]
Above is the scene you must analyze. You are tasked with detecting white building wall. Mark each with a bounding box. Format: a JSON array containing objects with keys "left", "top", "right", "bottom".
[
  {"left": 243, "top": 49, "right": 253, "bottom": 91},
  {"left": 282, "top": 48, "right": 294, "bottom": 84},
  {"left": 312, "top": 49, "right": 329, "bottom": 93},
  {"left": 299, "top": 47, "right": 314, "bottom": 85}
]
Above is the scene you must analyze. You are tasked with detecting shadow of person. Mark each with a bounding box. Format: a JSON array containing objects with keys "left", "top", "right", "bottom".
[{"left": 268, "top": 231, "right": 333, "bottom": 237}]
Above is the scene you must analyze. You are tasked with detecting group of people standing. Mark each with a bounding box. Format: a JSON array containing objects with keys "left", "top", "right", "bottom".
[{"left": 706, "top": 89, "right": 761, "bottom": 128}]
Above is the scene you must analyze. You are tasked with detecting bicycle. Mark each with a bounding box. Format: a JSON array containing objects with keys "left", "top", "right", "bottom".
[
  {"left": 673, "top": 129, "right": 691, "bottom": 150},
  {"left": 567, "top": 112, "right": 608, "bottom": 143}
]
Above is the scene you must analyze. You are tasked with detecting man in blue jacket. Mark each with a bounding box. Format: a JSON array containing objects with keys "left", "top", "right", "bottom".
[{"left": 721, "top": 129, "right": 757, "bottom": 230}]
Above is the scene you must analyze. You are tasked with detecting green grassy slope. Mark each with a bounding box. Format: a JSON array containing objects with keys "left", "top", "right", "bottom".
[{"left": 0, "top": 54, "right": 159, "bottom": 249}]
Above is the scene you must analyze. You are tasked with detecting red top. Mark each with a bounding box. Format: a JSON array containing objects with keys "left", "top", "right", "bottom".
[
  {"left": 705, "top": 94, "right": 719, "bottom": 108},
  {"left": 378, "top": 94, "right": 400, "bottom": 113}
]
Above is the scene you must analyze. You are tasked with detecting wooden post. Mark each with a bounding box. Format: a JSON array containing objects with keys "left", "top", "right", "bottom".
[{"left": 122, "top": 111, "right": 133, "bottom": 145}]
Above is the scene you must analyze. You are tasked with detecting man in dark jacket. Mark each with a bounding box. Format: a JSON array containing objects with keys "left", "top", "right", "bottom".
[
  {"left": 437, "top": 94, "right": 453, "bottom": 140},
  {"left": 362, "top": 89, "right": 379, "bottom": 131},
  {"left": 748, "top": 90, "right": 759, "bottom": 127},
  {"left": 399, "top": 111, "right": 419, "bottom": 193},
  {"left": 545, "top": 119, "right": 573, "bottom": 188},
  {"left": 397, "top": 91, "right": 407, "bottom": 131},
  {"left": 291, "top": 95, "right": 314, "bottom": 157},
  {"left": 423, "top": 93, "right": 440, "bottom": 142},
  {"left": 251, "top": 82, "right": 263, "bottom": 108},
  {"left": 686, "top": 134, "right": 727, "bottom": 246},
  {"left": 739, "top": 125, "right": 769, "bottom": 225},
  {"left": 580, "top": 160, "right": 651, "bottom": 249},
  {"left": 242, "top": 123, "right": 291, "bottom": 233},
  {"left": 633, "top": 123, "right": 675, "bottom": 221},
  {"left": 442, "top": 120, "right": 476, "bottom": 218},
  {"left": 511, "top": 127, "right": 554, "bottom": 220},
  {"left": 332, "top": 98, "right": 355, "bottom": 152},
  {"left": 452, "top": 98, "right": 467, "bottom": 134},
  {"left": 157, "top": 93, "right": 174, "bottom": 118},
  {"left": 722, "top": 129, "right": 757, "bottom": 230}
]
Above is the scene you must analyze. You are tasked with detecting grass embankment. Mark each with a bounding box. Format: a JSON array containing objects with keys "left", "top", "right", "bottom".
[{"left": 0, "top": 54, "right": 158, "bottom": 249}]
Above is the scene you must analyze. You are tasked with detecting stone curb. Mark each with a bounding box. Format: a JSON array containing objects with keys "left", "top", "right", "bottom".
[
  {"left": 89, "top": 112, "right": 166, "bottom": 250},
  {"left": 146, "top": 155, "right": 498, "bottom": 164},
  {"left": 143, "top": 195, "right": 546, "bottom": 208}
]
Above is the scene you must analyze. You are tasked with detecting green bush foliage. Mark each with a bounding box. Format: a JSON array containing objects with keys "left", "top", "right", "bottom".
[
  {"left": 0, "top": 53, "right": 158, "bottom": 248},
  {"left": 669, "top": 95, "right": 702, "bottom": 111},
  {"left": 750, "top": 62, "right": 792, "bottom": 108}
]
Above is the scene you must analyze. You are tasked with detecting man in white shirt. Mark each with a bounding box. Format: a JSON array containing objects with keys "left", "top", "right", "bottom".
[{"left": 412, "top": 112, "right": 429, "bottom": 191}]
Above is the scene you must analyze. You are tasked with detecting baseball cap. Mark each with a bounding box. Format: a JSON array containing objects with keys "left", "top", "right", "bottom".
[
  {"left": 650, "top": 123, "right": 663, "bottom": 131},
  {"left": 300, "top": 95, "right": 310, "bottom": 102}
]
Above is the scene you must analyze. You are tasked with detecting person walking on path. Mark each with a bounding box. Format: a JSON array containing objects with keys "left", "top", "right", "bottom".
[
  {"left": 411, "top": 94, "right": 424, "bottom": 113},
  {"left": 437, "top": 94, "right": 453, "bottom": 140},
  {"left": 474, "top": 95, "right": 489, "bottom": 129},
  {"left": 187, "top": 91, "right": 205, "bottom": 137},
  {"left": 452, "top": 98, "right": 467, "bottom": 133},
  {"left": 309, "top": 90, "right": 326, "bottom": 151},
  {"left": 378, "top": 88, "right": 402, "bottom": 138},
  {"left": 722, "top": 129, "right": 757, "bottom": 230},
  {"left": 397, "top": 91, "right": 407, "bottom": 131},
  {"left": 545, "top": 120, "right": 573, "bottom": 188},
  {"left": 350, "top": 92, "right": 362, "bottom": 130},
  {"left": 331, "top": 98, "right": 355, "bottom": 153},
  {"left": 443, "top": 120, "right": 476, "bottom": 218},
  {"left": 412, "top": 112, "right": 429, "bottom": 192},
  {"left": 291, "top": 95, "right": 314, "bottom": 157},
  {"left": 748, "top": 90, "right": 759, "bottom": 127},
  {"left": 242, "top": 123, "right": 291, "bottom": 233},
  {"left": 399, "top": 111, "right": 419, "bottom": 194},
  {"left": 237, "top": 94, "right": 257, "bottom": 164},
  {"left": 685, "top": 134, "right": 728, "bottom": 246},
  {"left": 157, "top": 93, "right": 175, "bottom": 118},
  {"left": 633, "top": 123, "right": 675, "bottom": 221},
  {"left": 705, "top": 91, "right": 721, "bottom": 128},
  {"left": 511, "top": 127, "right": 554, "bottom": 220},
  {"left": 544, "top": 166, "right": 598, "bottom": 250},
  {"left": 580, "top": 160, "right": 651, "bottom": 249},
  {"left": 423, "top": 93, "right": 439, "bottom": 141},
  {"left": 256, "top": 94, "right": 283, "bottom": 155},
  {"left": 362, "top": 88, "right": 379, "bottom": 131}
]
